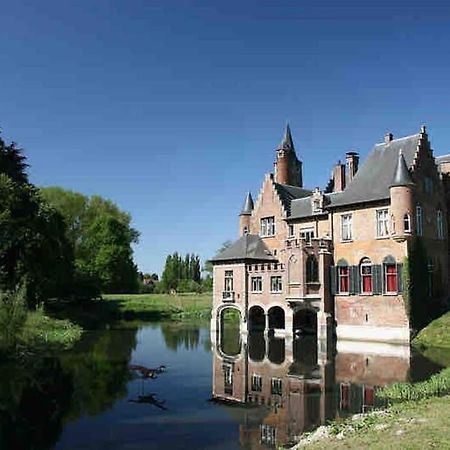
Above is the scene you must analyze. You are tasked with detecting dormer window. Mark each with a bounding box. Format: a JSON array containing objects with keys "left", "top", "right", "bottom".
[{"left": 260, "top": 217, "right": 275, "bottom": 237}]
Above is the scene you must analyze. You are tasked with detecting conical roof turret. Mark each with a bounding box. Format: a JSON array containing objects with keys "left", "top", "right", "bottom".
[
  {"left": 240, "top": 192, "right": 254, "bottom": 215},
  {"left": 390, "top": 149, "right": 414, "bottom": 187},
  {"left": 278, "top": 123, "right": 295, "bottom": 152}
]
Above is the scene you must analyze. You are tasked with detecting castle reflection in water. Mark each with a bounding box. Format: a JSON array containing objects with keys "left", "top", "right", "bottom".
[{"left": 211, "top": 325, "right": 440, "bottom": 449}]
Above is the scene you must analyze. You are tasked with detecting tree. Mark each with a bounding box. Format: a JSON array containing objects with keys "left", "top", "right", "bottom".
[
  {"left": 0, "top": 136, "right": 28, "bottom": 183},
  {"left": 41, "top": 187, "right": 140, "bottom": 294}
]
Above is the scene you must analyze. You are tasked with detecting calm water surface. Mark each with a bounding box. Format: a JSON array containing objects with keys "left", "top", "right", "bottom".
[{"left": 0, "top": 321, "right": 444, "bottom": 450}]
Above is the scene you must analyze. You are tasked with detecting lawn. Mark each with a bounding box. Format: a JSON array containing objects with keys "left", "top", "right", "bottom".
[
  {"left": 293, "top": 396, "right": 450, "bottom": 449},
  {"left": 414, "top": 310, "right": 450, "bottom": 349}
]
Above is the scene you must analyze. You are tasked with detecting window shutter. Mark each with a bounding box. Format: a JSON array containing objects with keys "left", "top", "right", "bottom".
[
  {"left": 373, "top": 265, "right": 382, "bottom": 294},
  {"left": 397, "top": 263, "right": 403, "bottom": 293},
  {"left": 330, "top": 266, "right": 337, "bottom": 295},
  {"left": 354, "top": 266, "right": 361, "bottom": 294},
  {"left": 349, "top": 266, "right": 357, "bottom": 295}
]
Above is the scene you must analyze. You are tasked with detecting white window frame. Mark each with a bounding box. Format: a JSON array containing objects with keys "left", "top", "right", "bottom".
[
  {"left": 271, "top": 378, "right": 283, "bottom": 395},
  {"left": 224, "top": 270, "right": 233, "bottom": 292},
  {"left": 341, "top": 214, "right": 353, "bottom": 242},
  {"left": 300, "top": 227, "right": 315, "bottom": 244},
  {"left": 383, "top": 263, "right": 398, "bottom": 295},
  {"left": 376, "top": 208, "right": 390, "bottom": 238},
  {"left": 404, "top": 213, "right": 412, "bottom": 233},
  {"left": 437, "top": 210, "right": 444, "bottom": 239},
  {"left": 416, "top": 205, "right": 423, "bottom": 236},
  {"left": 251, "top": 374, "right": 262, "bottom": 391},
  {"left": 260, "top": 216, "right": 275, "bottom": 237},
  {"left": 251, "top": 276, "right": 263, "bottom": 293},
  {"left": 360, "top": 258, "right": 373, "bottom": 295},
  {"left": 270, "top": 276, "right": 282, "bottom": 293}
]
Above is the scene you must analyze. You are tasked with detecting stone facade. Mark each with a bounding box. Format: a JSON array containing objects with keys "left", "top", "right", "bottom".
[{"left": 212, "top": 125, "right": 450, "bottom": 344}]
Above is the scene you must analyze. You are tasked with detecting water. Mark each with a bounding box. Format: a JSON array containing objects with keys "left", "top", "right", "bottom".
[{"left": 0, "top": 321, "right": 444, "bottom": 450}]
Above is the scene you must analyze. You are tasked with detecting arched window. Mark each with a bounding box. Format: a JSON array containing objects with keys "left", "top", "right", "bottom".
[
  {"left": 383, "top": 255, "right": 397, "bottom": 294},
  {"left": 404, "top": 214, "right": 411, "bottom": 233},
  {"left": 243, "top": 226, "right": 249, "bottom": 235},
  {"left": 360, "top": 258, "right": 372, "bottom": 294},
  {"left": 337, "top": 259, "right": 349, "bottom": 294},
  {"left": 306, "top": 255, "right": 319, "bottom": 283}
]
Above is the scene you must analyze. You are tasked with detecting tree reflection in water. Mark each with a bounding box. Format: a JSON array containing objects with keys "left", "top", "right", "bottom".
[
  {"left": 0, "top": 328, "right": 137, "bottom": 450},
  {"left": 160, "top": 322, "right": 200, "bottom": 351}
]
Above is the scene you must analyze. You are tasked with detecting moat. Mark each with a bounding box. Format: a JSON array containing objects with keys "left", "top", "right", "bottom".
[{"left": 0, "top": 321, "right": 444, "bottom": 450}]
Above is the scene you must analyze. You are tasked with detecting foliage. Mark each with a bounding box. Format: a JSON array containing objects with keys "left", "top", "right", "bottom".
[
  {"left": 0, "top": 174, "right": 74, "bottom": 306},
  {"left": 0, "top": 135, "right": 28, "bottom": 183},
  {"left": 160, "top": 252, "right": 201, "bottom": 293},
  {"left": 41, "top": 186, "right": 140, "bottom": 294},
  {"left": 413, "top": 310, "right": 450, "bottom": 349},
  {"left": 378, "top": 367, "right": 450, "bottom": 403},
  {"left": 0, "top": 286, "right": 28, "bottom": 352},
  {"left": 203, "top": 240, "right": 232, "bottom": 276},
  {"left": 404, "top": 237, "right": 431, "bottom": 331}
]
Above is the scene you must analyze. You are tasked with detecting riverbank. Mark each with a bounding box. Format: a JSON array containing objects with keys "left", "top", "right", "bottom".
[
  {"left": 47, "top": 293, "right": 212, "bottom": 329},
  {"left": 414, "top": 310, "right": 450, "bottom": 349},
  {"left": 291, "top": 395, "right": 450, "bottom": 449}
]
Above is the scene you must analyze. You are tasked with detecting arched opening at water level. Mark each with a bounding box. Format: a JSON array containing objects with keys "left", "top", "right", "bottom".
[
  {"left": 248, "top": 306, "right": 265, "bottom": 331},
  {"left": 268, "top": 306, "right": 285, "bottom": 330},
  {"left": 219, "top": 308, "right": 241, "bottom": 357},
  {"left": 293, "top": 309, "right": 317, "bottom": 336}
]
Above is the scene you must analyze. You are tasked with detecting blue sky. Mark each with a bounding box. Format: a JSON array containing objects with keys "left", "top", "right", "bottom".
[{"left": 2, "top": 0, "right": 450, "bottom": 274}]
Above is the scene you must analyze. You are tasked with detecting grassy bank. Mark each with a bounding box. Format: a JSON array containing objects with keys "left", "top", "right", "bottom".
[
  {"left": 292, "top": 395, "right": 450, "bottom": 449},
  {"left": 414, "top": 310, "right": 450, "bottom": 349},
  {"left": 0, "top": 306, "right": 83, "bottom": 358},
  {"left": 47, "top": 293, "right": 213, "bottom": 329}
]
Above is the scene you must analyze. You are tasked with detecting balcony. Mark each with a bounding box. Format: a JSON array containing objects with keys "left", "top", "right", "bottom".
[
  {"left": 222, "top": 291, "right": 235, "bottom": 302},
  {"left": 286, "top": 237, "right": 332, "bottom": 251}
]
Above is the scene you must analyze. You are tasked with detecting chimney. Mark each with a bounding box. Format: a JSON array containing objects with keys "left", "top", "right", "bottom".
[
  {"left": 333, "top": 161, "right": 346, "bottom": 192},
  {"left": 385, "top": 132, "right": 394, "bottom": 143},
  {"left": 346, "top": 151, "right": 359, "bottom": 184}
]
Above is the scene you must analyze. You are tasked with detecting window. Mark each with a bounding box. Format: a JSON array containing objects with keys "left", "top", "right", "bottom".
[
  {"left": 223, "top": 364, "right": 233, "bottom": 394},
  {"left": 376, "top": 209, "right": 389, "bottom": 237},
  {"left": 243, "top": 226, "right": 249, "bottom": 235},
  {"left": 417, "top": 205, "right": 423, "bottom": 236},
  {"left": 260, "top": 425, "right": 276, "bottom": 446},
  {"left": 340, "top": 383, "right": 350, "bottom": 410},
  {"left": 341, "top": 214, "right": 353, "bottom": 241},
  {"left": 300, "top": 228, "right": 315, "bottom": 244},
  {"left": 384, "top": 263, "right": 397, "bottom": 294},
  {"left": 360, "top": 258, "right": 372, "bottom": 294},
  {"left": 437, "top": 210, "right": 444, "bottom": 239},
  {"left": 270, "top": 276, "right": 282, "bottom": 293},
  {"left": 251, "top": 374, "right": 262, "bottom": 392},
  {"left": 271, "top": 378, "right": 282, "bottom": 395},
  {"left": 260, "top": 216, "right": 275, "bottom": 237},
  {"left": 424, "top": 176, "right": 433, "bottom": 194},
  {"left": 251, "top": 276, "right": 263, "bottom": 293},
  {"left": 224, "top": 270, "right": 233, "bottom": 292},
  {"left": 404, "top": 214, "right": 411, "bottom": 233},
  {"left": 313, "top": 199, "right": 321, "bottom": 213},
  {"left": 306, "top": 255, "right": 319, "bottom": 283},
  {"left": 338, "top": 266, "right": 350, "bottom": 293},
  {"left": 288, "top": 224, "right": 294, "bottom": 237}
]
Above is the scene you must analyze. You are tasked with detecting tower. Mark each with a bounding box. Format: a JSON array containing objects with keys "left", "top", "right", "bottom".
[
  {"left": 239, "top": 192, "right": 254, "bottom": 236},
  {"left": 390, "top": 149, "right": 414, "bottom": 242},
  {"left": 274, "top": 124, "right": 303, "bottom": 187}
]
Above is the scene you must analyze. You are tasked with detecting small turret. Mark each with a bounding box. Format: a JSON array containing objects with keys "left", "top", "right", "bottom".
[
  {"left": 390, "top": 150, "right": 414, "bottom": 241},
  {"left": 274, "top": 124, "right": 303, "bottom": 187},
  {"left": 239, "top": 192, "right": 254, "bottom": 236}
]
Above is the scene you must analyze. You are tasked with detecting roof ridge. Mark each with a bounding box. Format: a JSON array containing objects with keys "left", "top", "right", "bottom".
[{"left": 375, "top": 133, "right": 420, "bottom": 146}]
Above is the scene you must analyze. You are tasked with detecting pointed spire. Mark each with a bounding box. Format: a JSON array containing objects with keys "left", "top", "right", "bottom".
[
  {"left": 391, "top": 149, "right": 414, "bottom": 187},
  {"left": 279, "top": 123, "right": 295, "bottom": 152},
  {"left": 240, "top": 192, "right": 254, "bottom": 215}
]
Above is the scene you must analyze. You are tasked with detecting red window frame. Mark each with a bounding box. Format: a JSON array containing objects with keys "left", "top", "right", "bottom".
[
  {"left": 338, "top": 266, "right": 349, "bottom": 293},
  {"left": 360, "top": 263, "right": 373, "bottom": 294},
  {"left": 384, "top": 263, "right": 397, "bottom": 294}
]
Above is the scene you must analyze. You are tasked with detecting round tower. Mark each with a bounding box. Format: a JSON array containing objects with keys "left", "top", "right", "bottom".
[
  {"left": 390, "top": 150, "right": 414, "bottom": 242},
  {"left": 274, "top": 124, "right": 303, "bottom": 187},
  {"left": 239, "top": 192, "right": 254, "bottom": 236}
]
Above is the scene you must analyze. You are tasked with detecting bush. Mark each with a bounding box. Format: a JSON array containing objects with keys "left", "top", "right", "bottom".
[{"left": 0, "top": 286, "right": 28, "bottom": 352}]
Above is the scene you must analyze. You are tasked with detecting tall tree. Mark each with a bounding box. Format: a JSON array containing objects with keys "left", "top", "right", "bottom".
[{"left": 0, "top": 136, "right": 28, "bottom": 183}]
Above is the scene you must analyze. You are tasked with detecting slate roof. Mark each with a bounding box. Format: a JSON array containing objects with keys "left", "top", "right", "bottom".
[
  {"left": 289, "top": 133, "right": 421, "bottom": 219},
  {"left": 211, "top": 234, "right": 277, "bottom": 263},
  {"left": 391, "top": 150, "right": 414, "bottom": 187},
  {"left": 274, "top": 183, "right": 312, "bottom": 215},
  {"left": 279, "top": 123, "right": 295, "bottom": 151},
  {"left": 240, "top": 192, "right": 254, "bottom": 215},
  {"left": 436, "top": 154, "right": 450, "bottom": 165},
  {"left": 326, "top": 133, "right": 420, "bottom": 208}
]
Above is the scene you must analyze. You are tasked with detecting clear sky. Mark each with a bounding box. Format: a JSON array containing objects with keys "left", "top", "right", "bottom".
[{"left": 1, "top": 0, "right": 450, "bottom": 274}]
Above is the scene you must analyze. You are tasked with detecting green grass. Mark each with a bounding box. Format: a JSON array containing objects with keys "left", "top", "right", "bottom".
[
  {"left": 413, "top": 310, "right": 450, "bottom": 349},
  {"left": 293, "top": 396, "right": 450, "bottom": 449},
  {"left": 377, "top": 367, "right": 450, "bottom": 403},
  {"left": 47, "top": 293, "right": 213, "bottom": 329}
]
